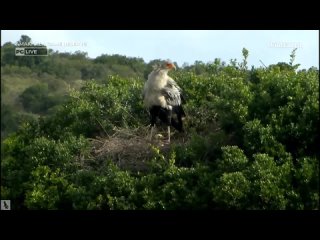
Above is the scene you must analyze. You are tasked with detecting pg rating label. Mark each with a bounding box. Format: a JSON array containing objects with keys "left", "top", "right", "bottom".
[{"left": 15, "top": 47, "right": 48, "bottom": 56}]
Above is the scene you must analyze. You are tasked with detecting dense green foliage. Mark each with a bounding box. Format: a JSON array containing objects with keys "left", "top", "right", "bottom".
[{"left": 1, "top": 36, "right": 319, "bottom": 210}]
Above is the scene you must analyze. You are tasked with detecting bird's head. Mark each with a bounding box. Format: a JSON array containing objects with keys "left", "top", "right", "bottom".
[{"left": 162, "top": 60, "right": 176, "bottom": 71}]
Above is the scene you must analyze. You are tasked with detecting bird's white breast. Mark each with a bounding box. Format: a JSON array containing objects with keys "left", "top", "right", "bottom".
[
  {"left": 143, "top": 69, "right": 169, "bottom": 108},
  {"left": 147, "top": 70, "right": 168, "bottom": 90}
]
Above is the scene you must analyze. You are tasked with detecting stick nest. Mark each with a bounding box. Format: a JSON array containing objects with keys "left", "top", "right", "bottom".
[{"left": 88, "top": 126, "right": 186, "bottom": 172}]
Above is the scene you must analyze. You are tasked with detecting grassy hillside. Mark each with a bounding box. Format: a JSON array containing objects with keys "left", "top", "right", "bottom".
[
  {"left": 1, "top": 40, "right": 149, "bottom": 140},
  {"left": 2, "top": 75, "right": 40, "bottom": 106}
]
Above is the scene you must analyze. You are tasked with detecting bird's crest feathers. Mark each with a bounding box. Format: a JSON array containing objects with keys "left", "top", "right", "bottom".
[{"left": 152, "top": 59, "right": 173, "bottom": 70}]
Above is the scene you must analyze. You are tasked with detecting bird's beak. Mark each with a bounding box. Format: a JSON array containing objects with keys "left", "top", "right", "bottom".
[
  {"left": 166, "top": 62, "right": 176, "bottom": 70},
  {"left": 169, "top": 63, "right": 176, "bottom": 70}
]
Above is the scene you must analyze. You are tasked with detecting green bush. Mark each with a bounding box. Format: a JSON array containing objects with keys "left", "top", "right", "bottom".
[
  {"left": 246, "top": 153, "right": 293, "bottom": 210},
  {"left": 216, "top": 146, "right": 248, "bottom": 173},
  {"left": 212, "top": 172, "right": 250, "bottom": 209}
]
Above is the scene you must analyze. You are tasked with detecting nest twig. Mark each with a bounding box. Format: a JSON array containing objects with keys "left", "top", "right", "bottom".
[{"left": 87, "top": 125, "right": 187, "bottom": 172}]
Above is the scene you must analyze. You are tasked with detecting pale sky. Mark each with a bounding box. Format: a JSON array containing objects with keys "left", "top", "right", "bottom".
[{"left": 1, "top": 30, "right": 319, "bottom": 69}]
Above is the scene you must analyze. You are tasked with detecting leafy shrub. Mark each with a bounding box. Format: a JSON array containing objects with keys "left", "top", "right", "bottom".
[{"left": 212, "top": 172, "right": 250, "bottom": 209}]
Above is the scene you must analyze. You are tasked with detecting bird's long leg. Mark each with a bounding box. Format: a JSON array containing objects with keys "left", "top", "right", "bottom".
[
  {"left": 166, "top": 106, "right": 172, "bottom": 144},
  {"left": 149, "top": 107, "right": 158, "bottom": 142}
]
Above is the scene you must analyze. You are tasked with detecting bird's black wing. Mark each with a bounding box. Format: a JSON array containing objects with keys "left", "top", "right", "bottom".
[
  {"left": 163, "top": 78, "right": 186, "bottom": 130},
  {"left": 168, "top": 78, "right": 186, "bottom": 104},
  {"left": 162, "top": 85, "right": 182, "bottom": 106},
  {"left": 163, "top": 78, "right": 186, "bottom": 105}
]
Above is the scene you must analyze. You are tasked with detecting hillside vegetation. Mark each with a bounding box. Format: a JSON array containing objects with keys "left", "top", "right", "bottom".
[{"left": 1, "top": 36, "right": 319, "bottom": 209}]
